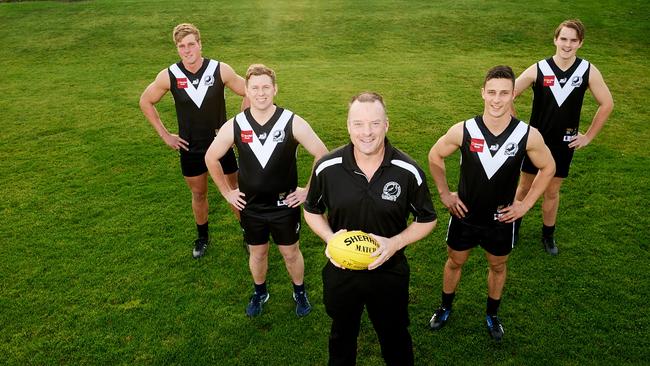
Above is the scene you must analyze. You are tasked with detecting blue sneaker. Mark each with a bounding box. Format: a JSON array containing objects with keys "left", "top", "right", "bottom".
[
  {"left": 429, "top": 306, "right": 451, "bottom": 330},
  {"left": 486, "top": 315, "right": 504, "bottom": 341},
  {"left": 246, "top": 292, "right": 269, "bottom": 317},
  {"left": 293, "top": 291, "right": 312, "bottom": 317}
]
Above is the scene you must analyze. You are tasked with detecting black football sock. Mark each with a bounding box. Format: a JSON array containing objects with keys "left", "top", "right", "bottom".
[
  {"left": 254, "top": 282, "right": 268, "bottom": 295},
  {"left": 293, "top": 283, "right": 305, "bottom": 294},
  {"left": 197, "top": 222, "right": 209, "bottom": 239},
  {"left": 442, "top": 291, "right": 455, "bottom": 309},
  {"left": 542, "top": 224, "right": 555, "bottom": 239},
  {"left": 487, "top": 296, "right": 501, "bottom": 316}
]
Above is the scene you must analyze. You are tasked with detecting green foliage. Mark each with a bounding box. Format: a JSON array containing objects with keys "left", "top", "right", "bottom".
[{"left": 1, "top": 0, "right": 648, "bottom": 365}]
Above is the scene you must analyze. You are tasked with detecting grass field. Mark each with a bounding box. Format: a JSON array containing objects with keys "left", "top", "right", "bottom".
[{"left": 1, "top": 0, "right": 649, "bottom": 365}]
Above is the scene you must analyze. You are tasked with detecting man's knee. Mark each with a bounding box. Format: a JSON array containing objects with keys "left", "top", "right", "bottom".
[
  {"left": 446, "top": 255, "right": 466, "bottom": 270},
  {"left": 190, "top": 187, "right": 207, "bottom": 202},
  {"left": 488, "top": 261, "right": 507, "bottom": 274},
  {"left": 544, "top": 188, "right": 560, "bottom": 202},
  {"left": 279, "top": 244, "right": 301, "bottom": 262},
  {"left": 249, "top": 246, "right": 269, "bottom": 262},
  {"left": 543, "top": 178, "right": 564, "bottom": 202}
]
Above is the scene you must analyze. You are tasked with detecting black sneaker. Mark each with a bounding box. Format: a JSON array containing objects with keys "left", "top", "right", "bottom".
[
  {"left": 542, "top": 236, "right": 559, "bottom": 256},
  {"left": 486, "top": 315, "right": 504, "bottom": 341},
  {"left": 429, "top": 306, "right": 451, "bottom": 330},
  {"left": 246, "top": 292, "right": 269, "bottom": 317},
  {"left": 192, "top": 237, "right": 209, "bottom": 259},
  {"left": 293, "top": 291, "right": 312, "bottom": 317}
]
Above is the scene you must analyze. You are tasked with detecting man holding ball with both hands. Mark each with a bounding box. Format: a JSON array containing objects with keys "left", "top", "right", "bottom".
[{"left": 304, "top": 92, "right": 437, "bottom": 366}]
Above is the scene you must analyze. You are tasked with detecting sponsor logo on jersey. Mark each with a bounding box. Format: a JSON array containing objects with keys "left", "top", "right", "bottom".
[
  {"left": 258, "top": 132, "right": 268, "bottom": 141},
  {"left": 241, "top": 130, "right": 253, "bottom": 143},
  {"left": 571, "top": 75, "right": 583, "bottom": 87},
  {"left": 381, "top": 181, "right": 401, "bottom": 202},
  {"left": 563, "top": 128, "right": 578, "bottom": 142},
  {"left": 191, "top": 78, "right": 199, "bottom": 85},
  {"left": 489, "top": 144, "right": 499, "bottom": 152},
  {"left": 272, "top": 129, "right": 286, "bottom": 143},
  {"left": 277, "top": 192, "right": 288, "bottom": 206},
  {"left": 504, "top": 142, "right": 518, "bottom": 156},
  {"left": 470, "top": 138, "right": 485, "bottom": 152},
  {"left": 543, "top": 76, "right": 555, "bottom": 86},
  {"left": 177, "top": 78, "right": 188, "bottom": 89},
  {"left": 559, "top": 77, "right": 567, "bottom": 84},
  {"left": 493, "top": 205, "right": 506, "bottom": 220},
  {"left": 203, "top": 74, "right": 214, "bottom": 87}
]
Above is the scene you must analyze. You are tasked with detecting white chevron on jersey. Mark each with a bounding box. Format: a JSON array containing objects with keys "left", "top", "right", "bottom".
[
  {"left": 538, "top": 59, "right": 589, "bottom": 107},
  {"left": 465, "top": 118, "right": 528, "bottom": 180},
  {"left": 169, "top": 60, "right": 218, "bottom": 108},
  {"left": 236, "top": 109, "right": 293, "bottom": 169},
  {"left": 391, "top": 160, "right": 423, "bottom": 186},
  {"left": 315, "top": 157, "right": 343, "bottom": 176}
]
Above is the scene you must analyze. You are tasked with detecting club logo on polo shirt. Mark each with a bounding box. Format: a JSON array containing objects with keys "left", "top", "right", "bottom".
[
  {"left": 272, "top": 129, "right": 285, "bottom": 143},
  {"left": 381, "top": 182, "right": 401, "bottom": 202},
  {"left": 504, "top": 142, "right": 518, "bottom": 156},
  {"left": 203, "top": 74, "right": 214, "bottom": 87}
]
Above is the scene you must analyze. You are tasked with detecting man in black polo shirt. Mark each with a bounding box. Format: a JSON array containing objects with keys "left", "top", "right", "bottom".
[{"left": 304, "top": 92, "right": 437, "bottom": 366}]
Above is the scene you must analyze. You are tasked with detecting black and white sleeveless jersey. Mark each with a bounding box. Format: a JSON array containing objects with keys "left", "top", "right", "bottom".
[
  {"left": 233, "top": 107, "right": 299, "bottom": 209},
  {"left": 530, "top": 57, "right": 590, "bottom": 147},
  {"left": 458, "top": 116, "right": 529, "bottom": 225},
  {"left": 168, "top": 58, "right": 227, "bottom": 153}
]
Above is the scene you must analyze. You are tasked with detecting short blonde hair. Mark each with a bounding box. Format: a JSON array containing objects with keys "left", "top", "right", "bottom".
[
  {"left": 246, "top": 64, "right": 276, "bottom": 85},
  {"left": 173, "top": 23, "right": 200, "bottom": 45},
  {"left": 554, "top": 19, "right": 585, "bottom": 42}
]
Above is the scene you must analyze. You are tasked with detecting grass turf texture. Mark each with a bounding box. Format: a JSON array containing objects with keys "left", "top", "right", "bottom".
[{"left": 1, "top": 0, "right": 648, "bottom": 365}]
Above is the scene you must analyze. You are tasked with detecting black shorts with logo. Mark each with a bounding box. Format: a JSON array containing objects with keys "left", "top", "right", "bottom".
[
  {"left": 240, "top": 206, "right": 301, "bottom": 246},
  {"left": 522, "top": 144, "right": 574, "bottom": 178},
  {"left": 180, "top": 148, "right": 238, "bottom": 177},
  {"left": 446, "top": 216, "right": 514, "bottom": 257}
]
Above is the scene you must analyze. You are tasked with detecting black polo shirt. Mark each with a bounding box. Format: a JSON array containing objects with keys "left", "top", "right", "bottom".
[{"left": 305, "top": 139, "right": 436, "bottom": 267}]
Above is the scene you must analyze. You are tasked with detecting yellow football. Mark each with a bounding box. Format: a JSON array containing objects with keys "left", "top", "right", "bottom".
[{"left": 327, "top": 230, "right": 380, "bottom": 270}]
